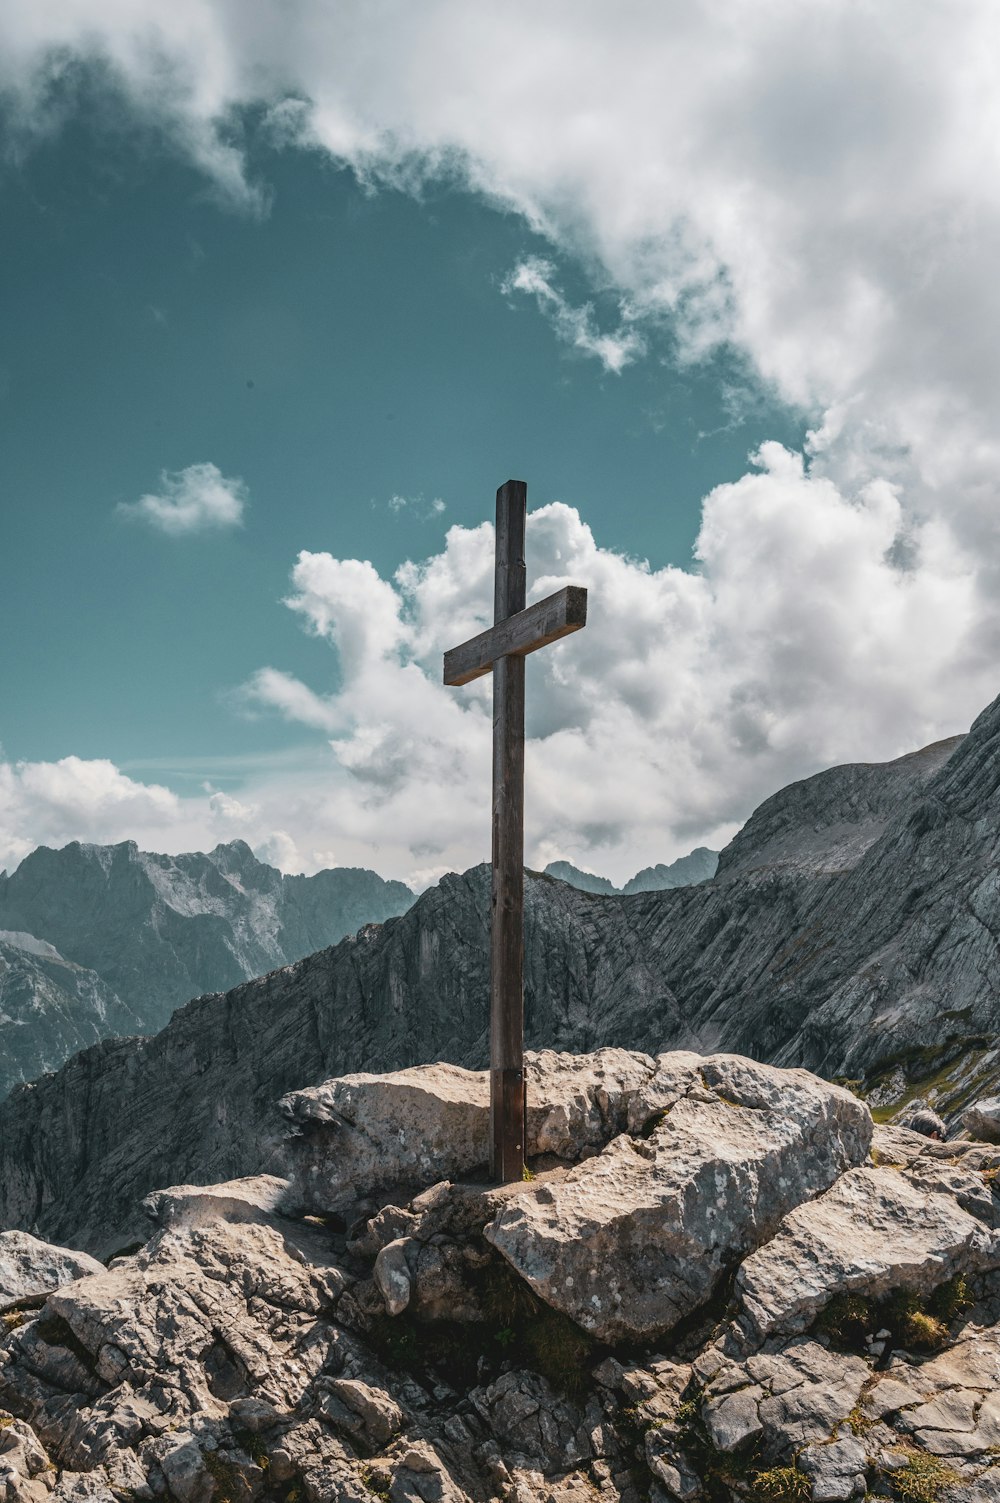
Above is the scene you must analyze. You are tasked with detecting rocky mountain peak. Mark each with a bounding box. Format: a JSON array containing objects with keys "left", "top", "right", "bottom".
[
  {"left": 544, "top": 845, "right": 719, "bottom": 895},
  {"left": 716, "top": 734, "right": 964, "bottom": 880},
  {"left": 0, "top": 838, "right": 415, "bottom": 1100},
  {"left": 2, "top": 1050, "right": 1000, "bottom": 1503}
]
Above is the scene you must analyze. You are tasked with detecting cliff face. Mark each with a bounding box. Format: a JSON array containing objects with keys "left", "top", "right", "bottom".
[
  {"left": 0, "top": 935, "right": 141, "bottom": 1095},
  {"left": 3, "top": 692, "right": 1000, "bottom": 1255},
  {"left": 0, "top": 838, "right": 414, "bottom": 1095}
]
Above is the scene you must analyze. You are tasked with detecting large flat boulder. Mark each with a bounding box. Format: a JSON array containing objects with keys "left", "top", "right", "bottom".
[
  {"left": 280, "top": 1048, "right": 656, "bottom": 1214},
  {"left": 0, "top": 1231, "right": 104, "bottom": 1313},
  {"left": 736, "top": 1165, "right": 1000, "bottom": 1343},
  {"left": 483, "top": 1053, "right": 871, "bottom": 1343}
]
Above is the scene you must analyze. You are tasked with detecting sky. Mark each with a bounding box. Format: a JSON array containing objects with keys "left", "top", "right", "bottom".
[{"left": 2, "top": 2, "right": 1000, "bottom": 888}]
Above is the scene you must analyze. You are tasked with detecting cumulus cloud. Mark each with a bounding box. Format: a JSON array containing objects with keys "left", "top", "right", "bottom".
[
  {"left": 4, "top": 462, "right": 996, "bottom": 884},
  {"left": 117, "top": 462, "right": 247, "bottom": 535},
  {"left": 0, "top": 756, "right": 181, "bottom": 870},
  {"left": 232, "top": 473, "right": 993, "bottom": 884},
  {"left": 501, "top": 258, "right": 645, "bottom": 373}
]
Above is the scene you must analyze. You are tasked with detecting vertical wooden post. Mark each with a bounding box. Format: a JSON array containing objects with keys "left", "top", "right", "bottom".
[{"left": 491, "top": 479, "right": 527, "bottom": 1182}]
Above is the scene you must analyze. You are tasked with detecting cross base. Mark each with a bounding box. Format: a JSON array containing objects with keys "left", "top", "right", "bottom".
[{"left": 490, "top": 1066, "right": 526, "bottom": 1181}]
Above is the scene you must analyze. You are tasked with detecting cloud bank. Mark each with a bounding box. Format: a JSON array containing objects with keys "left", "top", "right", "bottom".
[
  {"left": 116, "top": 462, "right": 247, "bottom": 534},
  {"left": 5, "top": 466, "right": 992, "bottom": 885}
]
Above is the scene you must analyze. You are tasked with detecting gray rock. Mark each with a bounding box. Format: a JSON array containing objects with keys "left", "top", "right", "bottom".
[
  {"left": 0, "top": 1232, "right": 104, "bottom": 1313},
  {"left": 485, "top": 1054, "right": 870, "bottom": 1342},
  {"left": 283, "top": 1048, "right": 656, "bottom": 1217},
  {"left": 3, "top": 1060, "right": 1000, "bottom": 1503},
  {"left": 373, "top": 1239, "right": 413, "bottom": 1316},
  {"left": 0, "top": 1416, "right": 54, "bottom": 1503},
  {"left": 963, "top": 1096, "right": 1000, "bottom": 1143},
  {"left": 798, "top": 1437, "right": 867, "bottom": 1501},
  {"left": 544, "top": 848, "right": 719, "bottom": 896},
  {"left": 622, "top": 848, "right": 719, "bottom": 893},
  {"left": 0, "top": 939, "right": 140, "bottom": 1105},
  {"left": 470, "top": 1370, "right": 590, "bottom": 1472},
  {"left": 703, "top": 1387, "right": 764, "bottom": 1451},
  {"left": 737, "top": 1165, "right": 1000, "bottom": 1342}
]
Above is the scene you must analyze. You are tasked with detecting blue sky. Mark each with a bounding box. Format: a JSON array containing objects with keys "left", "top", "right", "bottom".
[
  {"left": 2, "top": 5, "right": 999, "bottom": 885},
  {"left": 1, "top": 94, "right": 798, "bottom": 777}
]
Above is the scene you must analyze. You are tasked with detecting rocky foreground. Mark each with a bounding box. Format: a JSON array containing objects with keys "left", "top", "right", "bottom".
[{"left": 4, "top": 1051, "right": 1000, "bottom": 1502}]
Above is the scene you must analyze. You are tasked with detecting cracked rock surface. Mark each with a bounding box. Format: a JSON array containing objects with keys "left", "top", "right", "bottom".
[{"left": 3, "top": 1051, "right": 1000, "bottom": 1500}]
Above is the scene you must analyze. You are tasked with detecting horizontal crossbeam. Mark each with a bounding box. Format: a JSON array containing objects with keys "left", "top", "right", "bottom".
[{"left": 443, "top": 584, "right": 588, "bottom": 687}]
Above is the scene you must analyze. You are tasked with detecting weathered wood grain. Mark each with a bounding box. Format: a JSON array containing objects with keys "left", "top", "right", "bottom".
[
  {"left": 490, "top": 482, "right": 527, "bottom": 1181},
  {"left": 442, "top": 584, "right": 588, "bottom": 687}
]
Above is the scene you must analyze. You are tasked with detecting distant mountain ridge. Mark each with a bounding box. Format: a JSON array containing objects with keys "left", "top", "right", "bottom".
[
  {"left": 0, "top": 838, "right": 414, "bottom": 1098},
  {"left": 544, "top": 846, "right": 718, "bottom": 894}
]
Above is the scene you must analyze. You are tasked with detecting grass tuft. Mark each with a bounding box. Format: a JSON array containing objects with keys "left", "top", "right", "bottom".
[{"left": 887, "top": 1451, "right": 963, "bottom": 1502}]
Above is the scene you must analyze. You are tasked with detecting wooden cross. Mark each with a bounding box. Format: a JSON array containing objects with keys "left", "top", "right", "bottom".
[{"left": 443, "top": 480, "right": 588, "bottom": 1182}]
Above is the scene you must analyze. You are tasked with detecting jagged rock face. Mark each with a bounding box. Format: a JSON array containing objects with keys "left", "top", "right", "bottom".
[
  {"left": 715, "top": 735, "right": 961, "bottom": 880},
  {"left": 484, "top": 1054, "right": 870, "bottom": 1342},
  {"left": 0, "top": 1232, "right": 104, "bottom": 1312},
  {"left": 7, "top": 690, "right": 1000, "bottom": 1253},
  {"left": 0, "top": 839, "right": 413, "bottom": 1095},
  {"left": 281, "top": 1049, "right": 656, "bottom": 1220},
  {"left": 0, "top": 938, "right": 141, "bottom": 1101},
  {"left": 622, "top": 847, "right": 719, "bottom": 893},
  {"left": 2, "top": 1052, "right": 1000, "bottom": 1503},
  {"left": 736, "top": 1159, "right": 1000, "bottom": 1343}
]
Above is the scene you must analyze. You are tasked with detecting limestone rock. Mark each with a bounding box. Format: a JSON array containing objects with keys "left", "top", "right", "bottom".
[
  {"left": 963, "top": 1096, "right": 1000, "bottom": 1143},
  {"left": 281, "top": 1061, "right": 491, "bottom": 1214},
  {"left": 701, "top": 1339, "right": 871, "bottom": 1450},
  {"left": 0, "top": 939, "right": 140, "bottom": 1108},
  {"left": 283, "top": 1049, "right": 657, "bottom": 1216},
  {"left": 798, "top": 1437, "right": 867, "bottom": 1501},
  {"left": 0, "top": 1415, "right": 54, "bottom": 1503},
  {"left": 0, "top": 1234, "right": 104, "bottom": 1313},
  {"left": 470, "top": 1370, "right": 591, "bottom": 1473},
  {"left": 736, "top": 1165, "right": 1000, "bottom": 1342},
  {"left": 484, "top": 1054, "right": 871, "bottom": 1342},
  {"left": 900, "top": 1105, "right": 947, "bottom": 1139}
]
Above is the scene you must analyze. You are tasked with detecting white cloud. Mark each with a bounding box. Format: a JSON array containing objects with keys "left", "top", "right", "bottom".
[
  {"left": 3, "top": 460, "right": 995, "bottom": 885},
  {"left": 501, "top": 257, "right": 645, "bottom": 374},
  {"left": 381, "top": 493, "right": 447, "bottom": 520},
  {"left": 117, "top": 462, "right": 247, "bottom": 535},
  {"left": 0, "top": 756, "right": 180, "bottom": 871},
  {"left": 230, "top": 477, "right": 994, "bottom": 884}
]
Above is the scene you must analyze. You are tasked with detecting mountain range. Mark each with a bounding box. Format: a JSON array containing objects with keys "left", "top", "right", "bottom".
[
  {"left": 0, "top": 838, "right": 413, "bottom": 1098},
  {"left": 2, "top": 688, "right": 999, "bottom": 1256},
  {"left": 542, "top": 846, "right": 718, "bottom": 894}
]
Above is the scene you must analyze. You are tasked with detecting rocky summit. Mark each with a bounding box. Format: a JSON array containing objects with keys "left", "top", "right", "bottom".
[
  {"left": 3, "top": 1049, "right": 1000, "bottom": 1503},
  {"left": 0, "top": 839, "right": 414, "bottom": 1099}
]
